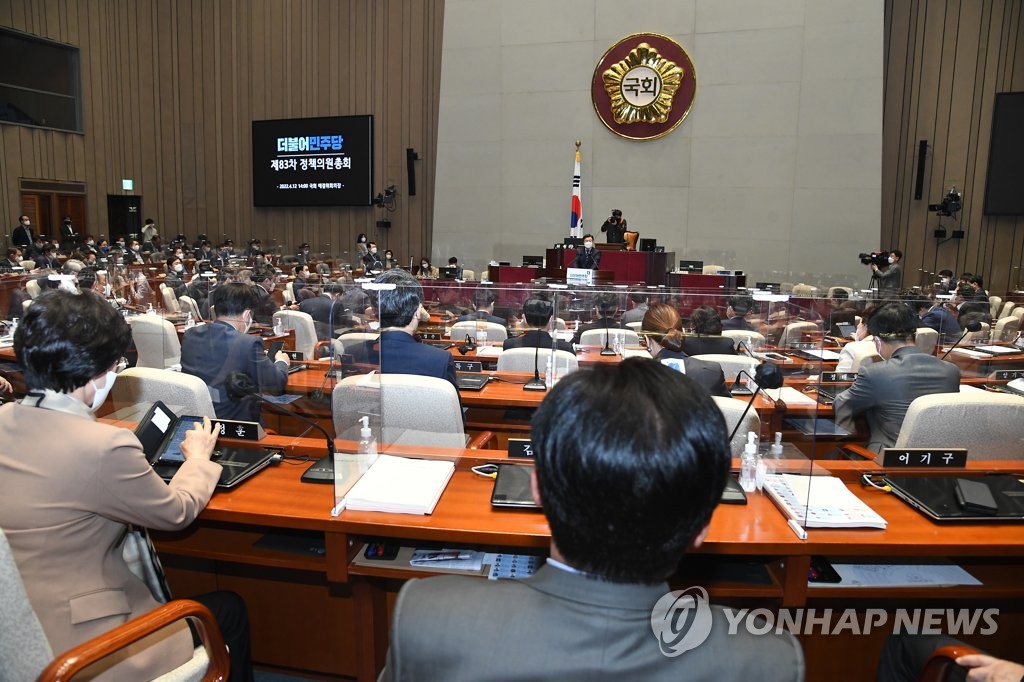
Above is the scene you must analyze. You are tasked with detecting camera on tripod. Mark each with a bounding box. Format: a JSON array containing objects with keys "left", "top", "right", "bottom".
[
  {"left": 929, "top": 187, "right": 963, "bottom": 217},
  {"left": 859, "top": 251, "right": 890, "bottom": 268}
]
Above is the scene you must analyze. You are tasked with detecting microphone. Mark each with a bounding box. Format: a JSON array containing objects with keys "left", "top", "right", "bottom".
[
  {"left": 600, "top": 323, "right": 616, "bottom": 356},
  {"left": 736, "top": 340, "right": 755, "bottom": 357},
  {"left": 727, "top": 363, "right": 785, "bottom": 444},
  {"left": 524, "top": 341, "right": 547, "bottom": 391},
  {"left": 457, "top": 334, "right": 476, "bottom": 355},
  {"left": 225, "top": 371, "right": 337, "bottom": 483},
  {"left": 940, "top": 321, "right": 983, "bottom": 360}
]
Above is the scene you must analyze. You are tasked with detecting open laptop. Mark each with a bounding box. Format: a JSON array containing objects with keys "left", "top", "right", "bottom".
[
  {"left": 134, "top": 401, "right": 276, "bottom": 488},
  {"left": 884, "top": 474, "right": 1024, "bottom": 522}
]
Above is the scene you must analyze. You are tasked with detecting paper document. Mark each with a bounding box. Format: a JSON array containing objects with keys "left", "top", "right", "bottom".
[
  {"left": 764, "top": 474, "right": 887, "bottom": 529},
  {"left": 762, "top": 386, "right": 819, "bottom": 406},
  {"left": 821, "top": 561, "right": 981, "bottom": 588},
  {"left": 475, "top": 346, "right": 503, "bottom": 357},
  {"left": 344, "top": 454, "right": 455, "bottom": 515}
]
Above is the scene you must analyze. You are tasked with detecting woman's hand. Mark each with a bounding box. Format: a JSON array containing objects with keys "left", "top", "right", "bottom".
[
  {"left": 0, "top": 376, "right": 11, "bottom": 393},
  {"left": 179, "top": 416, "right": 218, "bottom": 461}
]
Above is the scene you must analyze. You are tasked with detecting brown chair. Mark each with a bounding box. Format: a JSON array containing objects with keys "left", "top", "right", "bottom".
[
  {"left": 623, "top": 230, "right": 639, "bottom": 251},
  {"left": 919, "top": 643, "right": 981, "bottom": 682}
]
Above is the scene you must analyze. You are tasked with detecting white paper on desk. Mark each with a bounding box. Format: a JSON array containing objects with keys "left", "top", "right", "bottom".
[
  {"left": 762, "top": 386, "right": 818, "bottom": 405},
  {"left": 1008, "top": 378, "right": 1024, "bottom": 393},
  {"left": 475, "top": 346, "right": 503, "bottom": 357},
  {"left": 826, "top": 561, "right": 981, "bottom": 588},
  {"left": 621, "top": 348, "right": 652, "bottom": 359},
  {"left": 798, "top": 348, "right": 842, "bottom": 361},
  {"left": 951, "top": 348, "right": 989, "bottom": 359},
  {"left": 959, "top": 384, "right": 985, "bottom": 393},
  {"left": 344, "top": 454, "right": 455, "bottom": 515},
  {"left": 974, "top": 345, "right": 1020, "bottom": 355}
]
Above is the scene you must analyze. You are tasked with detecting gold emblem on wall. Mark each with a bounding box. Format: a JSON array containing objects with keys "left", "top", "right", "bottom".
[{"left": 592, "top": 34, "right": 696, "bottom": 141}]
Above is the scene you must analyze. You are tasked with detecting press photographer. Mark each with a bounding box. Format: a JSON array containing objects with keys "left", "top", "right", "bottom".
[{"left": 600, "top": 209, "right": 627, "bottom": 244}]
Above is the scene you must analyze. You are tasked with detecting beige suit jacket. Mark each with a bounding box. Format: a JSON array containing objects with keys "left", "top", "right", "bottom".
[{"left": 0, "top": 397, "right": 221, "bottom": 680}]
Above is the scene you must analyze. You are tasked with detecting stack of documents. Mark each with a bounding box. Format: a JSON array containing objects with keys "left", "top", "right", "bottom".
[
  {"left": 764, "top": 474, "right": 887, "bottom": 529},
  {"left": 344, "top": 455, "right": 455, "bottom": 515}
]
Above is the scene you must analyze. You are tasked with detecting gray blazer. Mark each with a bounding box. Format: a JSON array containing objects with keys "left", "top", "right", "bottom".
[
  {"left": 833, "top": 346, "right": 960, "bottom": 451},
  {"left": 379, "top": 564, "right": 804, "bottom": 681}
]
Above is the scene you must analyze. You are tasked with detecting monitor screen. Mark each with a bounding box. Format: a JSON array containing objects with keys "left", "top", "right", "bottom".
[
  {"left": 983, "top": 92, "right": 1024, "bottom": 215},
  {"left": 522, "top": 255, "right": 544, "bottom": 267},
  {"left": 251, "top": 115, "right": 374, "bottom": 207},
  {"left": 678, "top": 260, "right": 703, "bottom": 271}
]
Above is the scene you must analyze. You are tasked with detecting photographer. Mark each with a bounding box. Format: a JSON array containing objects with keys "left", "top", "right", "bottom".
[
  {"left": 600, "top": 209, "right": 627, "bottom": 244},
  {"left": 868, "top": 249, "right": 902, "bottom": 293}
]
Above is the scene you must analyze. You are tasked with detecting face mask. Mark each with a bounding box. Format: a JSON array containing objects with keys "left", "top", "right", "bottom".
[
  {"left": 175, "top": 252, "right": 184, "bottom": 259},
  {"left": 359, "top": 237, "right": 366, "bottom": 243},
  {"left": 174, "top": 264, "right": 184, "bottom": 273},
  {"left": 888, "top": 256, "right": 895, "bottom": 264},
  {"left": 117, "top": 241, "right": 125, "bottom": 248},
  {"left": 370, "top": 248, "right": 377, "bottom": 254},
  {"left": 584, "top": 241, "right": 594, "bottom": 249},
  {"left": 132, "top": 245, "right": 139, "bottom": 251},
  {"left": 24, "top": 221, "right": 30, "bottom": 227},
  {"left": 87, "top": 240, "right": 94, "bottom": 246},
  {"left": 89, "top": 371, "right": 117, "bottom": 412},
  {"left": 421, "top": 262, "right": 428, "bottom": 268}
]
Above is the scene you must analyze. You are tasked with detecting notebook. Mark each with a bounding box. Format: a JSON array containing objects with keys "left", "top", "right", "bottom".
[
  {"left": 763, "top": 474, "right": 887, "bottom": 529},
  {"left": 343, "top": 454, "right": 455, "bottom": 515},
  {"left": 883, "top": 474, "right": 1024, "bottom": 522},
  {"left": 134, "top": 401, "right": 276, "bottom": 488},
  {"left": 456, "top": 374, "right": 491, "bottom": 391}
]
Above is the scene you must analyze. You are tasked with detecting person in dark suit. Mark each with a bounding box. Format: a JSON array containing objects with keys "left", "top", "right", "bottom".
[
  {"left": 181, "top": 282, "right": 290, "bottom": 424},
  {"left": 722, "top": 295, "right": 756, "bottom": 331},
  {"left": 913, "top": 297, "right": 961, "bottom": 343},
  {"left": 456, "top": 287, "right": 505, "bottom": 326},
  {"left": 833, "top": 302, "right": 960, "bottom": 452},
  {"left": 0, "top": 248, "right": 23, "bottom": 273},
  {"left": 641, "top": 303, "right": 730, "bottom": 397},
  {"left": 504, "top": 296, "right": 575, "bottom": 355},
  {"left": 295, "top": 242, "right": 313, "bottom": 265},
  {"left": 570, "top": 233, "right": 600, "bottom": 270},
  {"left": 33, "top": 245, "right": 60, "bottom": 270},
  {"left": 12, "top": 214, "right": 33, "bottom": 248},
  {"left": 58, "top": 216, "right": 78, "bottom": 253},
  {"left": 249, "top": 265, "right": 279, "bottom": 325},
  {"left": 683, "top": 306, "right": 737, "bottom": 356},
  {"left": 599, "top": 208, "right": 627, "bottom": 244},
  {"left": 298, "top": 282, "right": 344, "bottom": 340},
  {"left": 363, "top": 241, "right": 385, "bottom": 274},
  {"left": 378, "top": 358, "right": 803, "bottom": 681},
  {"left": 348, "top": 269, "right": 458, "bottom": 390},
  {"left": 571, "top": 291, "right": 620, "bottom": 345}
]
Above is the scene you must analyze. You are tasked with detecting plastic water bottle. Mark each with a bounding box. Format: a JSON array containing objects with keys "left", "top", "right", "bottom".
[
  {"left": 357, "top": 416, "right": 377, "bottom": 455},
  {"left": 740, "top": 432, "right": 758, "bottom": 493},
  {"left": 184, "top": 311, "right": 195, "bottom": 329}
]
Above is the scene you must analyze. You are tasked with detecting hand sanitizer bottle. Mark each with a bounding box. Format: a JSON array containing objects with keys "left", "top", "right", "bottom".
[
  {"left": 740, "top": 431, "right": 758, "bottom": 493},
  {"left": 185, "top": 311, "right": 195, "bottom": 329},
  {"left": 357, "top": 416, "right": 377, "bottom": 455}
]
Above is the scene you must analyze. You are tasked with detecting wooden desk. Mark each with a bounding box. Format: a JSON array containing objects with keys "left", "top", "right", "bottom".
[
  {"left": 150, "top": 442, "right": 1024, "bottom": 681},
  {"left": 549, "top": 247, "right": 674, "bottom": 285}
]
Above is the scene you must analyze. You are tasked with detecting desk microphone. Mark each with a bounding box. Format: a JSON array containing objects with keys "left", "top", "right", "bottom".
[
  {"left": 727, "top": 363, "right": 784, "bottom": 443},
  {"left": 457, "top": 334, "right": 476, "bottom": 355},
  {"left": 940, "top": 321, "right": 983, "bottom": 360},
  {"left": 225, "top": 372, "right": 337, "bottom": 483},
  {"left": 524, "top": 341, "right": 547, "bottom": 391},
  {"left": 736, "top": 340, "right": 755, "bottom": 357},
  {"left": 600, "top": 323, "right": 616, "bottom": 356}
]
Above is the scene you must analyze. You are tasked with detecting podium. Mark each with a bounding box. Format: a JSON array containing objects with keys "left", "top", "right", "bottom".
[{"left": 547, "top": 248, "right": 672, "bottom": 285}]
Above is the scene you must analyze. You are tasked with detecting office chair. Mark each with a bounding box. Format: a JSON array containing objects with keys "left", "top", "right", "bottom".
[
  {"left": 450, "top": 320, "right": 509, "bottom": 342},
  {"left": 178, "top": 295, "right": 203, "bottom": 321},
  {"left": 159, "top": 283, "right": 181, "bottom": 313},
  {"left": 332, "top": 374, "right": 489, "bottom": 449},
  {"left": 461, "top": 268, "right": 475, "bottom": 281},
  {"left": 0, "top": 528, "right": 228, "bottom": 682},
  {"left": 722, "top": 329, "right": 766, "bottom": 349},
  {"left": 19, "top": 259, "right": 35, "bottom": 270},
  {"left": 791, "top": 283, "right": 817, "bottom": 296},
  {"left": 888, "top": 392, "right": 1024, "bottom": 461},
  {"left": 997, "top": 301, "right": 1014, "bottom": 319},
  {"left": 835, "top": 337, "right": 881, "bottom": 373},
  {"left": 110, "top": 367, "right": 216, "bottom": 417},
  {"left": 991, "top": 315, "right": 1020, "bottom": 342},
  {"left": 711, "top": 396, "right": 762, "bottom": 456},
  {"left": 701, "top": 264, "right": 725, "bottom": 274},
  {"left": 914, "top": 327, "right": 939, "bottom": 355},
  {"left": 25, "top": 278, "right": 41, "bottom": 299},
  {"left": 129, "top": 315, "right": 182, "bottom": 369},
  {"left": 988, "top": 295, "right": 1002, "bottom": 319},
  {"left": 696, "top": 354, "right": 758, "bottom": 382},
  {"left": 496, "top": 347, "right": 579, "bottom": 374},
  {"left": 578, "top": 328, "right": 640, "bottom": 347},
  {"left": 777, "top": 321, "right": 819, "bottom": 348},
  {"left": 272, "top": 309, "right": 318, "bottom": 359},
  {"left": 919, "top": 643, "right": 982, "bottom": 682}
]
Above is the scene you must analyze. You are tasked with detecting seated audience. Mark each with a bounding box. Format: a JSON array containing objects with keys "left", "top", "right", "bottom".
[
  {"left": 181, "top": 282, "right": 290, "bottom": 424},
  {"left": 571, "top": 292, "right": 620, "bottom": 345},
  {"left": 415, "top": 257, "right": 434, "bottom": 279},
  {"left": 620, "top": 290, "right": 649, "bottom": 324},
  {"left": 249, "top": 265, "right": 279, "bottom": 325},
  {"left": 722, "top": 295, "right": 756, "bottom": 331},
  {"left": 446, "top": 256, "right": 464, "bottom": 279},
  {"left": 505, "top": 296, "right": 574, "bottom": 355},
  {"left": 164, "top": 256, "right": 188, "bottom": 297},
  {"left": 457, "top": 287, "right": 506, "bottom": 326},
  {"left": 363, "top": 241, "right": 385, "bottom": 274},
  {"left": 967, "top": 274, "right": 989, "bottom": 301},
  {"left": 349, "top": 269, "right": 458, "bottom": 390},
  {"left": 299, "top": 281, "right": 345, "bottom": 340},
  {"left": 833, "top": 302, "right": 960, "bottom": 451},
  {"left": 826, "top": 290, "right": 858, "bottom": 336},
  {"left": 913, "top": 296, "right": 961, "bottom": 343},
  {"left": 683, "top": 306, "right": 736, "bottom": 356},
  {"left": 0, "top": 289, "right": 253, "bottom": 680},
  {"left": 642, "top": 303, "right": 730, "bottom": 397},
  {"left": 0, "top": 247, "right": 23, "bottom": 272},
  {"left": 835, "top": 306, "right": 880, "bottom": 373},
  {"left": 378, "top": 358, "right": 804, "bottom": 681}
]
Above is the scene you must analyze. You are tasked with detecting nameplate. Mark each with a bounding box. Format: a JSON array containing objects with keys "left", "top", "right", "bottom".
[
  {"left": 790, "top": 342, "right": 818, "bottom": 350},
  {"left": 507, "top": 439, "right": 535, "bottom": 459},
  {"left": 991, "top": 369, "right": 1024, "bottom": 381},
  {"left": 454, "top": 360, "right": 483, "bottom": 373},
  {"left": 420, "top": 332, "right": 442, "bottom": 340},
  {"left": 285, "top": 350, "right": 304, "bottom": 361},
  {"left": 216, "top": 419, "right": 266, "bottom": 441},
  {"left": 822, "top": 372, "right": 857, "bottom": 383},
  {"left": 882, "top": 448, "right": 967, "bottom": 468}
]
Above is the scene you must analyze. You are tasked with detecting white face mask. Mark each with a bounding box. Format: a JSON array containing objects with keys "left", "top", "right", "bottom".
[
  {"left": 89, "top": 371, "right": 117, "bottom": 412},
  {"left": 888, "top": 256, "right": 895, "bottom": 264},
  {"left": 370, "top": 248, "right": 377, "bottom": 254},
  {"left": 359, "top": 237, "right": 366, "bottom": 243},
  {"left": 584, "top": 241, "right": 594, "bottom": 249},
  {"left": 421, "top": 262, "right": 428, "bottom": 268},
  {"left": 23, "top": 221, "right": 30, "bottom": 227},
  {"left": 174, "top": 264, "right": 184, "bottom": 272},
  {"left": 87, "top": 240, "right": 94, "bottom": 246}
]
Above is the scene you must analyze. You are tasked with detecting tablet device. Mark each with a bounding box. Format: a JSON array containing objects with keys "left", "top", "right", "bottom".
[
  {"left": 884, "top": 474, "right": 1024, "bottom": 522},
  {"left": 491, "top": 464, "right": 540, "bottom": 509}
]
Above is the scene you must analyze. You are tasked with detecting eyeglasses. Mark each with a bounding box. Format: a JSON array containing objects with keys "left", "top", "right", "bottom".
[{"left": 114, "top": 357, "right": 129, "bottom": 374}]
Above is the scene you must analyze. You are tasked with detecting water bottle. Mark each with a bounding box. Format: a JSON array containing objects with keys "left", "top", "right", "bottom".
[{"left": 740, "top": 432, "right": 758, "bottom": 493}]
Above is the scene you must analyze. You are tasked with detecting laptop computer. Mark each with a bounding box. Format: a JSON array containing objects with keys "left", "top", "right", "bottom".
[
  {"left": 134, "top": 401, "right": 276, "bottom": 488},
  {"left": 884, "top": 474, "right": 1024, "bottom": 522}
]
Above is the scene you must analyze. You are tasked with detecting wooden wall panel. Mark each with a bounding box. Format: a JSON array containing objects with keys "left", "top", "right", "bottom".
[
  {"left": 1, "top": 0, "right": 444, "bottom": 264},
  {"left": 883, "top": 0, "right": 1024, "bottom": 294}
]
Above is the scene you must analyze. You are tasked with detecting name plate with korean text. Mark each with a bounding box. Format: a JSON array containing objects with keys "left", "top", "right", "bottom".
[{"left": 882, "top": 448, "right": 967, "bottom": 468}]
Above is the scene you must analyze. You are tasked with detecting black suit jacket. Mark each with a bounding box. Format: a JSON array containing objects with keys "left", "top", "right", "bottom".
[
  {"left": 721, "top": 316, "right": 755, "bottom": 332},
  {"left": 654, "top": 349, "right": 730, "bottom": 397},
  {"left": 503, "top": 329, "right": 575, "bottom": 355},
  {"left": 457, "top": 312, "right": 506, "bottom": 326},
  {"left": 298, "top": 294, "right": 340, "bottom": 340},
  {"left": 12, "top": 225, "right": 33, "bottom": 248},
  {"left": 570, "top": 247, "right": 600, "bottom": 270},
  {"left": 349, "top": 331, "right": 459, "bottom": 391},
  {"left": 682, "top": 335, "right": 736, "bottom": 356}
]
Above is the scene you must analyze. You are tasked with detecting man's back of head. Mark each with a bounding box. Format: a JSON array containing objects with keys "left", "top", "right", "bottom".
[
  {"left": 372, "top": 269, "right": 422, "bottom": 328},
  {"left": 521, "top": 296, "right": 554, "bottom": 328},
  {"left": 592, "top": 292, "right": 619, "bottom": 319},
  {"left": 210, "top": 282, "right": 258, "bottom": 318},
  {"left": 867, "top": 301, "right": 918, "bottom": 344},
  {"left": 533, "top": 358, "right": 730, "bottom": 583}
]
